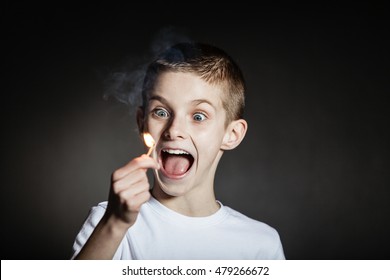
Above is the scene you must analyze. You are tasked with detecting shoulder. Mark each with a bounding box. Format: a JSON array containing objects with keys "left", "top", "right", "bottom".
[{"left": 224, "top": 206, "right": 278, "bottom": 235}]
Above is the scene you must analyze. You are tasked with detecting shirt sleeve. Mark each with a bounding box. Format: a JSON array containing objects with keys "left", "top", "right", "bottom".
[
  {"left": 70, "top": 203, "right": 106, "bottom": 259},
  {"left": 70, "top": 202, "right": 133, "bottom": 260}
]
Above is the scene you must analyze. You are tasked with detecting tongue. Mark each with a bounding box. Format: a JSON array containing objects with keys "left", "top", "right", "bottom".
[{"left": 164, "top": 155, "right": 190, "bottom": 176}]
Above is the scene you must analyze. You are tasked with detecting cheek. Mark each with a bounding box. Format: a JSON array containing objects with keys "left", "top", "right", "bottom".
[
  {"left": 195, "top": 126, "right": 225, "bottom": 155},
  {"left": 146, "top": 119, "right": 166, "bottom": 139}
]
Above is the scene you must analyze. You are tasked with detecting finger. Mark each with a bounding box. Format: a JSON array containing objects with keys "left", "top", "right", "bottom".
[
  {"left": 126, "top": 190, "right": 151, "bottom": 212},
  {"left": 113, "top": 173, "right": 149, "bottom": 195},
  {"left": 118, "top": 179, "right": 150, "bottom": 203},
  {"left": 112, "top": 169, "right": 148, "bottom": 192},
  {"left": 112, "top": 156, "right": 159, "bottom": 181}
]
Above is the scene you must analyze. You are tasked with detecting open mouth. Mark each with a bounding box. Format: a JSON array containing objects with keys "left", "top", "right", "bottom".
[{"left": 160, "top": 148, "right": 195, "bottom": 178}]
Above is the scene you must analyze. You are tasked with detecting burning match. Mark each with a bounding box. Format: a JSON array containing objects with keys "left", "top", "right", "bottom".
[
  {"left": 143, "top": 133, "right": 155, "bottom": 157},
  {"left": 144, "top": 132, "right": 165, "bottom": 188}
]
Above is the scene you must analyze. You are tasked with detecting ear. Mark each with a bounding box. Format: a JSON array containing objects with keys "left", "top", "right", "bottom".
[
  {"left": 221, "top": 119, "right": 248, "bottom": 151},
  {"left": 136, "top": 107, "right": 145, "bottom": 134}
]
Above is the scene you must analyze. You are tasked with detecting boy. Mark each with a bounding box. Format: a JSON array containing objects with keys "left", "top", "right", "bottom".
[{"left": 71, "top": 42, "right": 285, "bottom": 259}]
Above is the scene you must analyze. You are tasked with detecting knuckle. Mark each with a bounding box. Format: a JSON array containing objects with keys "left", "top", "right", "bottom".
[
  {"left": 112, "top": 169, "right": 124, "bottom": 180},
  {"left": 133, "top": 157, "right": 143, "bottom": 165}
]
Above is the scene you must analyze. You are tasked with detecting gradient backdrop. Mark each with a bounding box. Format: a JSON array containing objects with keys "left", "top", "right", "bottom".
[{"left": 2, "top": 4, "right": 389, "bottom": 259}]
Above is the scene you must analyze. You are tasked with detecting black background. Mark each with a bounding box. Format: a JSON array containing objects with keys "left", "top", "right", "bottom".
[{"left": 2, "top": 3, "right": 389, "bottom": 259}]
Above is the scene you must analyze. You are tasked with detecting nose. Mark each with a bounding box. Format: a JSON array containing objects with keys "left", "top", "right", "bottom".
[{"left": 163, "top": 115, "right": 187, "bottom": 140}]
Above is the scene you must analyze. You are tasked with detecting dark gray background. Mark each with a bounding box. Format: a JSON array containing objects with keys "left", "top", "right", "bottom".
[{"left": 2, "top": 4, "right": 389, "bottom": 259}]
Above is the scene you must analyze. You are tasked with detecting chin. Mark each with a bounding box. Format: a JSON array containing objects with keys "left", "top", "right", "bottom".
[{"left": 155, "top": 169, "right": 196, "bottom": 197}]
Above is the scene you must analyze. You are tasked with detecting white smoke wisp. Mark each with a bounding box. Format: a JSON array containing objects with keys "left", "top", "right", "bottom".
[
  {"left": 102, "top": 26, "right": 192, "bottom": 114},
  {"left": 103, "top": 66, "right": 146, "bottom": 109}
]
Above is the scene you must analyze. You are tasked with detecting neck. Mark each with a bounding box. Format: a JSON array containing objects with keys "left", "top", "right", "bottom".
[{"left": 151, "top": 185, "right": 220, "bottom": 217}]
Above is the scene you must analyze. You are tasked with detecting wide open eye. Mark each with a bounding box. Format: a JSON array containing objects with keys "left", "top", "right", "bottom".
[
  {"left": 153, "top": 108, "right": 170, "bottom": 119},
  {"left": 193, "top": 112, "right": 206, "bottom": 122}
]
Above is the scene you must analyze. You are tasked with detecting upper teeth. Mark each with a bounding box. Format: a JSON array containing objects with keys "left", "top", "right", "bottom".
[{"left": 163, "top": 149, "right": 189, "bottom": 155}]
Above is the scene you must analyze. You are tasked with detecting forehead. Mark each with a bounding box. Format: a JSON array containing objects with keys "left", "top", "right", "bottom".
[{"left": 150, "top": 71, "right": 225, "bottom": 108}]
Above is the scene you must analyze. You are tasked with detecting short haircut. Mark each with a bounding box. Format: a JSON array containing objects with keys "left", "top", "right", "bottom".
[{"left": 141, "top": 42, "right": 246, "bottom": 124}]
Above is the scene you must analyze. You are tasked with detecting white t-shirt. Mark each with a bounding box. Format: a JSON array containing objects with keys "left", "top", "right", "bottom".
[{"left": 71, "top": 196, "right": 285, "bottom": 259}]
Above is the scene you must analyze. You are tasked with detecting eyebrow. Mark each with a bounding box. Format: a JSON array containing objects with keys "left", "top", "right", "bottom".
[
  {"left": 149, "top": 95, "right": 168, "bottom": 104},
  {"left": 191, "top": 99, "right": 216, "bottom": 109},
  {"left": 149, "top": 96, "right": 216, "bottom": 109}
]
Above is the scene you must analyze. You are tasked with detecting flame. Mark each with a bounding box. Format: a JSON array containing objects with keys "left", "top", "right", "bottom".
[{"left": 143, "top": 133, "right": 155, "bottom": 148}]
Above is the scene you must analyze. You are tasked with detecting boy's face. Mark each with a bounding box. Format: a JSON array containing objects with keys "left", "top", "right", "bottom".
[{"left": 142, "top": 71, "right": 231, "bottom": 197}]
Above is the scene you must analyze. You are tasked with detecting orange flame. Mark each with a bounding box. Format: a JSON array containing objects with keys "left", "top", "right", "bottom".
[{"left": 143, "top": 133, "right": 155, "bottom": 148}]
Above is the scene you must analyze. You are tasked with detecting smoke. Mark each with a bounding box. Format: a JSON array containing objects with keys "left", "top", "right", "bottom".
[{"left": 103, "top": 26, "right": 192, "bottom": 113}]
